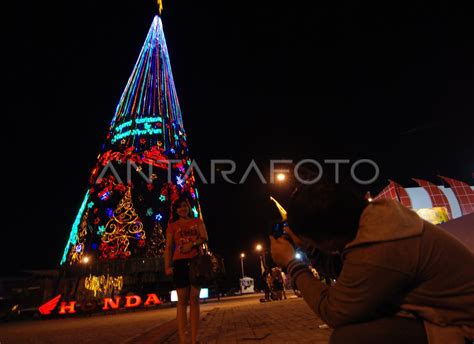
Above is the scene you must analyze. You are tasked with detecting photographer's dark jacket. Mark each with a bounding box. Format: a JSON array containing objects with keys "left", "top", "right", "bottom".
[{"left": 288, "top": 199, "right": 474, "bottom": 344}]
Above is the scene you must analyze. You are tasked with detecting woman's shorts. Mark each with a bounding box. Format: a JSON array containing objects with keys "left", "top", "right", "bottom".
[{"left": 173, "top": 258, "right": 194, "bottom": 289}]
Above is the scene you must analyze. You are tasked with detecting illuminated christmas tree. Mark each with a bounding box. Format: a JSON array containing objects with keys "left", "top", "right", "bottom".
[
  {"left": 60, "top": 16, "right": 202, "bottom": 277},
  {"left": 146, "top": 222, "right": 166, "bottom": 258}
]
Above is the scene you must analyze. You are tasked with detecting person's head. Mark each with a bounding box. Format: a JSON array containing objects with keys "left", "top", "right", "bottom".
[
  {"left": 287, "top": 178, "right": 368, "bottom": 254},
  {"left": 171, "top": 197, "right": 192, "bottom": 221}
]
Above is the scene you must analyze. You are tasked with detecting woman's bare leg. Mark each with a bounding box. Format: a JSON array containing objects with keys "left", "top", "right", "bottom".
[
  {"left": 189, "top": 285, "right": 201, "bottom": 344},
  {"left": 176, "top": 287, "right": 190, "bottom": 344}
]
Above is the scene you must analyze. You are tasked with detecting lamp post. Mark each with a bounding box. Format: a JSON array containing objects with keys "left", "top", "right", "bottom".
[
  {"left": 255, "top": 243, "right": 267, "bottom": 267},
  {"left": 240, "top": 253, "right": 245, "bottom": 279}
]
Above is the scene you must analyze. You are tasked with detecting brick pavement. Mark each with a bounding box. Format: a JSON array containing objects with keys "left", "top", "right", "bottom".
[{"left": 160, "top": 296, "right": 332, "bottom": 344}]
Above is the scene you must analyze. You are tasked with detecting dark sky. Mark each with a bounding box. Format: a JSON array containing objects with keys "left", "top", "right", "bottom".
[{"left": 5, "top": 0, "right": 474, "bottom": 283}]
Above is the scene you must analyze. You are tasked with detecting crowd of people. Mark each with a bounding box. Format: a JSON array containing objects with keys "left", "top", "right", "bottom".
[{"left": 260, "top": 266, "right": 288, "bottom": 302}]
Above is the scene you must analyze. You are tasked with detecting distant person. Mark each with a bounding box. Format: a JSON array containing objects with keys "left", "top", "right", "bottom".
[
  {"left": 165, "top": 197, "right": 209, "bottom": 344},
  {"left": 270, "top": 179, "right": 474, "bottom": 344},
  {"left": 260, "top": 267, "right": 272, "bottom": 302},
  {"left": 212, "top": 252, "right": 226, "bottom": 301},
  {"left": 279, "top": 268, "right": 288, "bottom": 300},
  {"left": 271, "top": 267, "right": 284, "bottom": 300}
]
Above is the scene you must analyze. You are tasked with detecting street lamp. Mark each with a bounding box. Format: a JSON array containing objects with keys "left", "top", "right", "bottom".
[
  {"left": 240, "top": 253, "right": 246, "bottom": 279},
  {"left": 255, "top": 243, "right": 267, "bottom": 266},
  {"left": 276, "top": 173, "right": 286, "bottom": 182}
]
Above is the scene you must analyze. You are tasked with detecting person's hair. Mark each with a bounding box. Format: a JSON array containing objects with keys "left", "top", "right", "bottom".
[
  {"left": 170, "top": 197, "right": 192, "bottom": 222},
  {"left": 287, "top": 178, "right": 368, "bottom": 241}
]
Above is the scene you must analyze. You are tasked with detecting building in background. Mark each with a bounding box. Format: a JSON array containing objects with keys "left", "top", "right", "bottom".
[{"left": 374, "top": 176, "right": 474, "bottom": 224}]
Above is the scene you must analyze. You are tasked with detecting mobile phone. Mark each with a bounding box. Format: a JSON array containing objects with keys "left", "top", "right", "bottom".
[
  {"left": 270, "top": 221, "right": 296, "bottom": 248},
  {"left": 271, "top": 221, "right": 288, "bottom": 239}
]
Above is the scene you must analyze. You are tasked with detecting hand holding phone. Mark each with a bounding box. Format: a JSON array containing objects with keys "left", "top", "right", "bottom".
[
  {"left": 271, "top": 221, "right": 288, "bottom": 239},
  {"left": 270, "top": 221, "right": 296, "bottom": 247}
]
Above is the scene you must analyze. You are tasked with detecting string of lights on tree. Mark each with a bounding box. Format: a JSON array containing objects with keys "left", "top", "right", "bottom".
[
  {"left": 61, "top": 15, "right": 202, "bottom": 268},
  {"left": 85, "top": 274, "right": 124, "bottom": 297}
]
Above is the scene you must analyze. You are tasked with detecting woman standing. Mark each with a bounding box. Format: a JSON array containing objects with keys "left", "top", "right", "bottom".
[{"left": 165, "top": 197, "right": 208, "bottom": 344}]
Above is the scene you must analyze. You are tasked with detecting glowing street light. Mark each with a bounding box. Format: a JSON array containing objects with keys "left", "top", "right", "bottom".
[
  {"left": 240, "top": 253, "right": 246, "bottom": 279},
  {"left": 255, "top": 244, "right": 267, "bottom": 266},
  {"left": 295, "top": 253, "right": 302, "bottom": 260},
  {"left": 82, "top": 256, "right": 90, "bottom": 264},
  {"left": 276, "top": 173, "right": 286, "bottom": 182}
]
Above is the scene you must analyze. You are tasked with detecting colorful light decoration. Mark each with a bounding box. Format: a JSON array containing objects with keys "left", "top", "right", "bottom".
[
  {"left": 157, "top": 0, "right": 163, "bottom": 15},
  {"left": 97, "top": 225, "right": 106, "bottom": 236},
  {"left": 39, "top": 293, "right": 162, "bottom": 316},
  {"left": 107, "top": 16, "right": 185, "bottom": 153},
  {"left": 106, "top": 208, "right": 114, "bottom": 218},
  {"left": 99, "top": 190, "right": 111, "bottom": 201},
  {"left": 100, "top": 187, "right": 145, "bottom": 259},
  {"left": 147, "top": 221, "right": 166, "bottom": 257},
  {"left": 61, "top": 191, "right": 90, "bottom": 265},
  {"left": 68, "top": 207, "right": 90, "bottom": 265},
  {"left": 61, "top": 16, "right": 204, "bottom": 270},
  {"left": 84, "top": 274, "right": 124, "bottom": 297}
]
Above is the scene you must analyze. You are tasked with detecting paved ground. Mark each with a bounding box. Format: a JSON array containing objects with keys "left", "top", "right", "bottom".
[
  {"left": 134, "top": 295, "right": 332, "bottom": 343},
  {"left": 0, "top": 306, "right": 177, "bottom": 344},
  {"left": 0, "top": 293, "right": 332, "bottom": 344}
]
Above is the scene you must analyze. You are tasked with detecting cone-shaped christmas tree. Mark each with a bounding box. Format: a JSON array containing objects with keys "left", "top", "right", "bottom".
[{"left": 60, "top": 16, "right": 202, "bottom": 276}]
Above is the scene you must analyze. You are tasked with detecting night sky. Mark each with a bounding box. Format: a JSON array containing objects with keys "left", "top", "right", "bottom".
[{"left": 5, "top": 0, "right": 473, "bottom": 285}]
